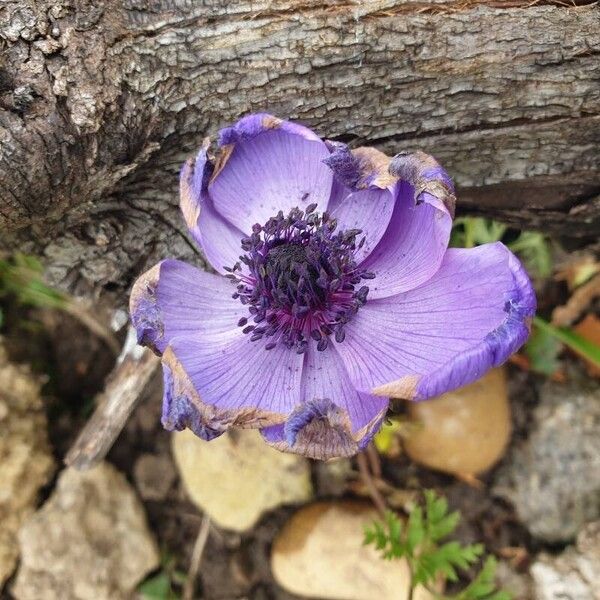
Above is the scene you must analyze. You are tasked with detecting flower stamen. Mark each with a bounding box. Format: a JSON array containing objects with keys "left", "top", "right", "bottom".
[{"left": 227, "top": 205, "right": 374, "bottom": 353}]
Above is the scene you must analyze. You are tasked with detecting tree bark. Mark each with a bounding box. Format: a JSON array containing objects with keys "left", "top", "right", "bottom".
[{"left": 1, "top": 0, "right": 599, "bottom": 300}]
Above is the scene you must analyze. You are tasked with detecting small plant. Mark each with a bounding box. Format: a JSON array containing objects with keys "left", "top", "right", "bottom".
[
  {"left": 450, "top": 217, "right": 600, "bottom": 373},
  {"left": 0, "top": 252, "right": 119, "bottom": 355},
  {"left": 364, "top": 490, "right": 510, "bottom": 600},
  {"left": 450, "top": 216, "right": 551, "bottom": 279},
  {"left": 138, "top": 552, "right": 186, "bottom": 600},
  {"left": 507, "top": 232, "right": 552, "bottom": 280},
  {"left": 523, "top": 321, "right": 562, "bottom": 376},
  {"left": 450, "top": 217, "right": 507, "bottom": 250},
  {"left": 530, "top": 315, "right": 600, "bottom": 372},
  {"left": 0, "top": 253, "right": 66, "bottom": 327}
]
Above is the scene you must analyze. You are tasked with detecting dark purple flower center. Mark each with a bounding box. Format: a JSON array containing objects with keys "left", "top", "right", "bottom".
[{"left": 225, "top": 204, "right": 375, "bottom": 354}]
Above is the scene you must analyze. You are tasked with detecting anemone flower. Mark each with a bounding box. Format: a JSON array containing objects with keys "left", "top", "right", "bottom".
[{"left": 130, "top": 113, "right": 536, "bottom": 460}]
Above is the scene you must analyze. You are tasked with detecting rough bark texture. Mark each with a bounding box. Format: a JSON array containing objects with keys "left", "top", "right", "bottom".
[{"left": 1, "top": 0, "right": 599, "bottom": 301}]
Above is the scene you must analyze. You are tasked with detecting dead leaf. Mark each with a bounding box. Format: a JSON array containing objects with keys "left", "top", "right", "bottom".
[
  {"left": 554, "top": 254, "right": 599, "bottom": 290},
  {"left": 552, "top": 274, "right": 600, "bottom": 327},
  {"left": 573, "top": 314, "right": 600, "bottom": 378}
]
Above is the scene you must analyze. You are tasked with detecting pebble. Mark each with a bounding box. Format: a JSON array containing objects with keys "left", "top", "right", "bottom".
[
  {"left": 403, "top": 368, "right": 511, "bottom": 476},
  {"left": 172, "top": 428, "right": 313, "bottom": 531},
  {"left": 271, "top": 501, "right": 435, "bottom": 600},
  {"left": 12, "top": 462, "right": 159, "bottom": 600},
  {"left": 0, "top": 343, "right": 54, "bottom": 586},
  {"left": 494, "top": 377, "right": 600, "bottom": 542}
]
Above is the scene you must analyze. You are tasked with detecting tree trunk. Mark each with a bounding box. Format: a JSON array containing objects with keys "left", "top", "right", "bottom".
[{"left": 1, "top": 0, "right": 599, "bottom": 301}]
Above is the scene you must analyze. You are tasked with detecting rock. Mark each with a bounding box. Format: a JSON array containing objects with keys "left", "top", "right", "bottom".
[
  {"left": 494, "top": 561, "right": 533, "bottom": 600},
  {"left": 12, "top": 462, "right": 159, "bottom": 600},
  {"left": 313, "top": 458, "right": 353, "bottom": 497},
  {"left": 403, "top": 368, "right": 511, "bottom": 475},
  {"left": 531, "top": 521, "right": 600, "bottom": 600},
  {"left": 493, "top": 378, "right": 600, "bottom": 543},
  {"left": 133, "top": 453, "right": 176, "bottom": 501},
  {"left": 271, "top": 501, "right": 435, "bottom": 600},
  {"left": 0, "top": 343, "right": 54, "bottom": 587},
  {"left": 172, "top": 429, "right": 313, "bottom": 532}
]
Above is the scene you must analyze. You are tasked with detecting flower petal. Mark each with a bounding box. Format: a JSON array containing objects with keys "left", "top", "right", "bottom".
[
  {"left": 180, "top": 143, "right": 246, "bottom": 273},
  {"left": 329, "top": 187, "right": 396, "bottom": 263},
  {"left": 260, "top": 400, "right": 359, "bottom": 460},
  {"left": 129, "top": 259, "right": 243, "bottom": 354},
  {"left": 131, "top": 258, "right": 305, "bottom": 438},
  {"left": 209, "top": 113, "right": 333, "bottom": 233},
  {"left": 301, "top": 344, "right": 389, "bottom": 433},
  {"left": 359, "top": 151, "right": 456, "bottom": 299},
  {"left": 324, "top": 142, "right": 396, "bottom": 191},
  {"left": 161, "top": 330, "right": 304, "bottom": 437},
  {"left": 261, "top": 345, "right": 388, "bottom": 459},
  {"left": 336, "top": 243, "right": 536, "bottom": 400},
  {"left": 161, "top": 361, "right": 226, "bottom": 441},
  {"left": 323, "top": 144, "right": 398, "bottom": 262}
]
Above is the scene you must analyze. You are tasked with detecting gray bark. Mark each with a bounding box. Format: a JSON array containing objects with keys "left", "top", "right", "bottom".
[{"left": 1, "top": 0, "right": 599, "bottom": 301}]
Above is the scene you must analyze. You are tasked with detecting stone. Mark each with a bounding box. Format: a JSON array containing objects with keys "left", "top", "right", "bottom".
[
  {"left": 133, "top": 453, "right": 176, "bottom": 501},
  {"left": 12, "top": 462, "right": 159, "bottom": 600},
  {"left": 271, "top": 501, "right": 435, "bottom": 600},
  {"left": 313, "top": 458, "right": 353, "bottom": 497},
  {"left": 0, "top": 343, "right": 54, "bottom": 587},
  {"left": 403, "top": 368, "right": 511, "bottom": 475},
  {"left": 531, "top": 521, "right": 600, "bottom": 600},
  {"left": 494, "top": 561, "right": 533, "bottom": 600},
  {"left": 172, "top": 428, "right": 313, "bottom": 532},
  {"left": 493, "top": 377, "right": 600, "bottom": 543}
]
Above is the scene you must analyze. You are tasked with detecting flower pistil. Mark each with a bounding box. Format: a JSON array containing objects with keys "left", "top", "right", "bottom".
[{"left": 226, "top": 204, "right": 374, "bottom": 354}]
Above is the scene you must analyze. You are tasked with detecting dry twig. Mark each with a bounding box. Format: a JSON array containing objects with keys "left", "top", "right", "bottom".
[
  {"left": 65, "top": 327, "right": 160, "bottom": 470},
  {"left": 356, "top": 449, "right": 387, "bottom": 517},
  {"left": 183, "top": 515, "right": 212, "bottom": 600}
]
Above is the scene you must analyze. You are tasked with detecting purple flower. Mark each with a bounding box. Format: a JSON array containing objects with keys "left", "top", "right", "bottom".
[{"left": 130, "top": 113, "right": 536, "bottom": 460}]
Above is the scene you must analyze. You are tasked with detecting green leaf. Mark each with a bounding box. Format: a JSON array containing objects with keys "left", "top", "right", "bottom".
[
  {"left": 364, "top": 491, "right": 511, "bottom": 599},
  {"left": 386, "top": 511, "right": 407, "bottom": 559},
  {"left": 423, "top": 490, "right": 460, "bottom": 542},
  {"left": 524, "top": 323, "right": 562, "bottom": 376},
  {"left": 450, "top": 219, "right": 553, "bottom": 283},
  {"left": 470, "top": 219, "right": 507, "bottom": 246},
  {"left": 138, "top": 572, "right": 179, "bottom": 600},
  {"left": 455, "top": 556, "right": 511, "bottom": 600},
  {"left": 508, "top": 231, "right": 552, "bottom": 280},
  {"left": 415, "top": 541, "right": 483, "bottom": 585},
  {"left": 430, "top": 511, "right": 460, "bottom": 541},
  {"left": 406, "top": 506, "right": 425, "bottom": 553},
  {"left": 533, "top": 316, "right": 600, "bottom": 370},
  {"left": 364, "top": 511, "right": 409, "bottom": 560},
  {"left": 424, "top": 489, "right": 447, "bottom": 523},
  {"left": 363, "top": 526, "right": 376, "bottom": 545},
  {"left": 451, "top": 218, "right": 507, "bottom": 249},
  {"left": 0, "top": 253, "right": 66, "bottom": 310}
]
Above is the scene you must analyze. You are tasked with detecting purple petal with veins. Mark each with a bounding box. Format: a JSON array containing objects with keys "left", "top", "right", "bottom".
[{"left": 129, "top": 113, "right": 536, "bottom": 459}]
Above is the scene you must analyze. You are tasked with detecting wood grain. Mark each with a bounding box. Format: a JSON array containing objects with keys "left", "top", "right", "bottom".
[{"left": 1, "top": 1, "right": 598, "bottom": 300}]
